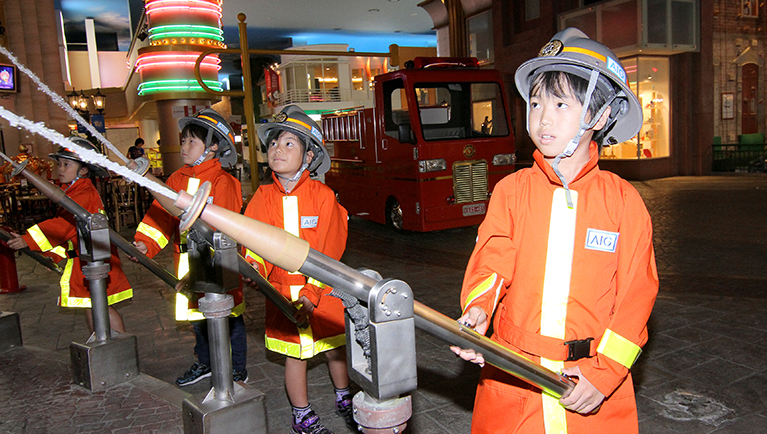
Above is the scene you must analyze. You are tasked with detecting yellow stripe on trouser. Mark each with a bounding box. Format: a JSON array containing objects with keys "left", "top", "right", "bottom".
[
  {"left": 598, "top": 329, "right": 642, "bottom": 369},
  {"left": 285, "top": 195, "right": 317, "bottom": 359},
  {"left": 540, "top": 188, "right": 578, "bottom": 433},
  {"left": 176, "top": 178, "right": 201, "bottom": 321}
]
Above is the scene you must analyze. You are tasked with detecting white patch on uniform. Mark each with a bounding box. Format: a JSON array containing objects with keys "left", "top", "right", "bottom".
[
  {"left": 585, "top": 228, "right": 619, "bottom": 253},
  {"left": 301, "top": 216, "right": 318, "bottom": 229},
  {"left": 206, "top": 196, "right": 213, "bottom": 204}
]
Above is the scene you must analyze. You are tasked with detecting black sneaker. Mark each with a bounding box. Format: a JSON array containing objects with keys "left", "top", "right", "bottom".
[
  {"left": 335, "top": 395, "right": 357, "bottom": 431},
  {"left": 233, "top": 368, "right": 248, "bottom": 383},
  {"left": 175, "top": 362, "right": 211, "bottom": 386},
  {"left": 292, "top": 409, "right": 332, "bottom": 434}
]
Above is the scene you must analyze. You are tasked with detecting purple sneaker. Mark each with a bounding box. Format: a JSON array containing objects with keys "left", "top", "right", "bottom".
[{"left": 292, "top": 409, "right": 332, "bottom": 434}]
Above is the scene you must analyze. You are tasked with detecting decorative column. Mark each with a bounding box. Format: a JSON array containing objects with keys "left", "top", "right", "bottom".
[{"left": 137, "top": 0, "right": 226, "bottom": 173}]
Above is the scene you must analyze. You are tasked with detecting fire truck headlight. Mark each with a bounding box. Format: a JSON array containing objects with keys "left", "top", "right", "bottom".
[
  {"left": 419, "top": 158, "right": 447, "bottom": 173},
  {"left": 492, "top": 153, "right": 517, "bottom": 166}
]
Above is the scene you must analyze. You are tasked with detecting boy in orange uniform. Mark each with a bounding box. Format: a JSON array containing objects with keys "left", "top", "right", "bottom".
[
  {"left": 452, "top": 29, "right": 659, "bottom": 433},
  {"left": 132, "top": 109, "right": 247, "bottom": 386},
  {"left": 7, "top": 137, "right": 132, "bottom": 333},
  {"left": 243, "top": 105, "right": 354, "bottom": 434}
]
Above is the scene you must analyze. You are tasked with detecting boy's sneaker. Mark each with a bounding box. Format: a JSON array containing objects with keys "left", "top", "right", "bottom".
[
  {"left": 175, "top": 362, "right": 211, "bottom": 386},
  {"left": 233, "top": 369, "right": 248, "bottom": 383},
  {"left": 335, "top": 396, "right": 357, "bottom": 431},
  {"left": 292, "top": 409, "right": 333, "bottom": 434}
]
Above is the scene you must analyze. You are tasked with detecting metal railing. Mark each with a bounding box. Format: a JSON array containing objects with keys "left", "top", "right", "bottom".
[
  {"left": 276, "top": 88, "right": 352, "bottom": 105},
  {"left": 712, "top": 143, "right": 767, "bottom": 172}
]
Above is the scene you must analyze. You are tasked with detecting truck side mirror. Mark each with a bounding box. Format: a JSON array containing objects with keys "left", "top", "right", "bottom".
[{"left": 398, "top": 123, "right": 416, "bottom": 144}]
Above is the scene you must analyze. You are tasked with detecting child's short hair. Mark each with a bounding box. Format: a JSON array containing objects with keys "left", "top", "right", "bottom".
[
  {"left": 177, "top": 109, "right": 237, "bottom": 168},
  {"left": 265, "top": 128, "right": 307, "bottom": 154},
  {"left": 530, "top": 70, "right": 613, "bottom": 145},
  {"left": 257, "top": 105, "right": 331, "bottom": 175},
  {"left": 181, "top": 122, "right": 219, "bottom": 146}
]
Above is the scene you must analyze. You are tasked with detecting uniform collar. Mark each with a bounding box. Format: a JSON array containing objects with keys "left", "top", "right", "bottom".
[
  {"left": 63, "top": 176, "right": 89, "bottom": 193},
  {"left": 533, "top": 141, "right": 600, "bottom": 187},
  {"left": 180, "top": 158, "right": 220, "bottom": 177},
  {"left": 271, "top": 169, "right": 310, "bottom": 194}
]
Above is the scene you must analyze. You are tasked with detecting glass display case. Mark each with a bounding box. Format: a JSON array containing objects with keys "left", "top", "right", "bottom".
[{"left": 601, "top": 56, "right": 669, "bottom": 159}]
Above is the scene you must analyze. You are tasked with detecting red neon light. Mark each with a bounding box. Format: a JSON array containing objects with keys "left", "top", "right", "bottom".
[
  {"left": 146, "top": 0, "right": 222, "bottom": 15},
  {"left": 137, "top": 53, "right": 221, "bottom": 63},
  {"left": 136, "top": 53, "right": 220, "bottom": 68},
  {"left": 136, "top": 62, "right": 221, "bottom": 73}
]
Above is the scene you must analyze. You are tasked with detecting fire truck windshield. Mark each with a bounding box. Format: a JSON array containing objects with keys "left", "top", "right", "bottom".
[{"left": 414, "top": 82, "right": 509, "bottom": 141}]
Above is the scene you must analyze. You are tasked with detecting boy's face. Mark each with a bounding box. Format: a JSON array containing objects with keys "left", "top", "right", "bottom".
[
  {"left": 267, "top": 131, "right": 313, "bottom": 179},
  {"left": 181, "top": 134, "right": 217, "bottom": 166},
  {"left": 528, "top": 85, "right": 592, "bottom": 158},
  {"left": 57, "top": 158, "right": 86, "bottom": 184}
]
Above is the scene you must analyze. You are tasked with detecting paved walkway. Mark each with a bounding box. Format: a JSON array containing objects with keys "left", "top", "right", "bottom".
[{"left": 1, "top": 175, "right": 767, "bottom": 433}]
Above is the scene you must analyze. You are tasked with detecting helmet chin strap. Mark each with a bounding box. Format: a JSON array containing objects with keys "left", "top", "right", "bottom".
[
  {"left": 275, "top": 162, "right": 309, "bottom": 193},
  {"left": 550, "top": 69, "right": 605, "bottom": 209},
  {"left": 192, "top": 129, "right": 216, "bottom": 166}
]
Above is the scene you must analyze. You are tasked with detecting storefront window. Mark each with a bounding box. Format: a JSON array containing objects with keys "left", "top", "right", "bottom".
[
  {"left": 467, "top": 10, "right": 494, "bottom": 66},
  {"left": 601, "top": 56, "right": 670, "bottom": 160}
]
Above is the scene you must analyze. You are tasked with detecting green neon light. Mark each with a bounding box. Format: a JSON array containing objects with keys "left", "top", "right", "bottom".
[
  {"left": 138, "top": 79, "right": 223, "bottom": 96},
  {"left": 149, "top": 25, "right": 223, "bottom": 41}
]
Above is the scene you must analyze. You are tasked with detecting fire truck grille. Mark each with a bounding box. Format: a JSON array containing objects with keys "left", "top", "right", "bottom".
[{"left": 453, "top": 161, "right": 488, "bottom": 203}]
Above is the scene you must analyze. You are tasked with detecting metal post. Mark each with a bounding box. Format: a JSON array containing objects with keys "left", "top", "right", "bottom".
[
  {"left": 77, "top": 212, "right": 112, "bottom": 343},
  {"left": 182, "top": 230, "right": 266, "bottom": 433},
  {"left": 200, "top": 293, "right": 234, "bottom": 402}
]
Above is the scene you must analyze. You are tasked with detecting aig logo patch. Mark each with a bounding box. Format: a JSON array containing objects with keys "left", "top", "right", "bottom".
[
  {"left": 585, "top": 229, "right": 619, "bottom": 253},
  {"left": 301, "top": 216, "right": 318, "bottom": 229}
]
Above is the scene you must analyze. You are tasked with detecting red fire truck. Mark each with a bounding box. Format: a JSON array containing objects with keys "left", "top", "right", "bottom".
[{"left": 321, "top": 57, "right": 515, "bottom": 232}]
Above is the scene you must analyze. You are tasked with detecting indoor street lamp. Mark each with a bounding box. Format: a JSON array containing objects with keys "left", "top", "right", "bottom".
[
  {"left": 91, "top": 89, "right": 106, "bottom": 114},
  {"left": 67, "top": 88, "right": 79, "bottom": 110},
  {"left": 77, "top": 90, "right": 89, "bottom": 113}
]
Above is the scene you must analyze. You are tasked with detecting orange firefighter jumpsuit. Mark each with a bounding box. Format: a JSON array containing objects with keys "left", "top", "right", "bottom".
[
  {"left": 22, "top": 177, "right": 132, "bottom": 307},
  {"left": 461, "top": 143, "right": 658, "bottom": 434},
  {"left": 243, "top": 171, "right": 348, "bottom": 359},
  {"left": 134, "top": 158, "right": 244, "bottom": 320}
]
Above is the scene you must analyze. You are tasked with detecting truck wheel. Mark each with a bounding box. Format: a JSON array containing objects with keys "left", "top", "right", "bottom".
[{"left": 386, "top": 197, "right": 404, "bottom": 230}]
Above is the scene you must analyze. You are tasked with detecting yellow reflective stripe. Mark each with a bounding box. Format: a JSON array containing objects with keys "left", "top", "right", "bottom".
[
  {"left": 107, "top": 289, "right": 133, "bottom": 305},
  {"left": 265, "top": 333, "right": 346, "bottom": 359},
  {"left": 283, "top": 195, "right": 299, "bottom": 236},
  {"left": 187, "top": 178, "right": 200, "bottom": 195},
  {"left": 136, "top": 222, "right": 169, "bottom": 249},
  {"left": 307, "top": 278, "right": 326, "bottom": 289},
  {"left": 597, "top": 329, "right": 642, "bottom": 369},
  {"left": 244, "top": 249, "right": 266, "bottom": 274},
  {"left": 290, "top": 284, "right": 303, "bottom": 303},
  {"left": 58, "top": 261, "right": 132, "bottom": 308},
  {"left": 176, "top": 292, "right": 195, "bottom": 321},
  {"left": 58, "top": 258, "right": 74, "bottom": 306},
  {"left": 231, "top": 300, "right": 246, "bottom": 317},
  {"left": 299, "top": 323, "right": 316, "bottom": 358},
  {"left": 540, "top": 188, "right": 578, "bottom": 341},
  {"left": 177, "top": 252, "right": 189, "bottom": 278},
  {"left": 540, "top": 188, "right": 578, "bottom": 431},
  {"left": 50, "top": 246, "right": 67, "bottom": 259},
  {"left": 463, "top": 273, "right": 502, "bottom": 315},
  {"left": 27, "top": 225, "right": 53, "bottom": 252},
  {"left": 175, "top": 294, "right": 245, "bottom": 321}
]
